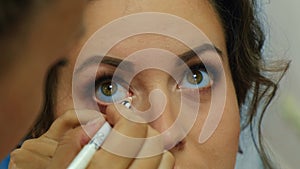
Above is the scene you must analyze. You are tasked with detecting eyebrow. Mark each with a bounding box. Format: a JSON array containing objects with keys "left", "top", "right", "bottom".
[
  {"left": 177, "top": 43, "right": 223, "bottom": 65},
  {"left": 75, "top": 43, "right": 223, "bottom": 74},
  {"left": 74, "top": 55, "right": 134, "bottom": 74}
]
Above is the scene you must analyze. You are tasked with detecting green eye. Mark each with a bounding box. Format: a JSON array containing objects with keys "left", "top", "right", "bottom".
[
  {"left": 101, "top": 81, "right": 117, "bottom": 96},
  {"left": 187, "top": 70, "right": 203, "bottom": 85},
  {"left": 180, "top": 69, "right": 211, "bottom": 89},
  {"left": 95, "top": 78, "right": 128, "bottom": 103}
]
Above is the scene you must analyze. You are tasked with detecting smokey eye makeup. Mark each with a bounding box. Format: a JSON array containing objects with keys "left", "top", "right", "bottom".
[
  {"left": 76, "top": 53, "right": 222, "bottom": 113},
  {"left": 178, "top": 63, "right": 213, "bottom": 91},
  {"left": 94, "top": 74, "right": 132, "bottom": 105},
  {"left": 95, "top": 64, "right": 216, "bottom": 103},
  {"left": 77, "top": 64, "right": 131, "bottom": 106}
]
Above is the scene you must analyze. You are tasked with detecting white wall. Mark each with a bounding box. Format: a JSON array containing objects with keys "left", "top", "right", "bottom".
[{"left": 263, "top": 1, "right": 300, "bottom": 169}]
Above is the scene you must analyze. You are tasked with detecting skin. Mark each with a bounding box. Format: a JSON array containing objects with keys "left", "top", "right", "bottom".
[
  {"left": 0, "top": 0, "right": 89, "bottom": 158},
  {"left": 10, "top": 109, "right": 175, "bottom": 169},
  {"left": 10, "top": 0, "right": 240, "bottom": 168}
]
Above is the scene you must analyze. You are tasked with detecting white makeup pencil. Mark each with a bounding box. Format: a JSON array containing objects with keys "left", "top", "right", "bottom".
[
  {"left": 67, "top": 98, "right": 132, "bottom": 169},
  {"left": 67, "top": 122, "right": 111, "bottom": 169}
]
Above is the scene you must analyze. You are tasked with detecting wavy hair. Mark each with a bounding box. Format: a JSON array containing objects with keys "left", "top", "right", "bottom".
[
  {"left": 27, "top": 0, "right": 289, "bottom": 168},
  {"left": 210, "top": 0, "right": 289, "bottom": 168}
]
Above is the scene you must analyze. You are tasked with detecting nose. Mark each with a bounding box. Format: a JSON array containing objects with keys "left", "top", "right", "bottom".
[
  {"left": 152, "top": 89, "right": 188, "bottom": 150},
  {"left": 134, "top": 83, "right": 186, "bottom": 150},
  {"left": 130, "top": 68, "right": 199, "bottom": 150}
]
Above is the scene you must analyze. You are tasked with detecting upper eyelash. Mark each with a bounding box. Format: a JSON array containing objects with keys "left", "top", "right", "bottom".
[
  {"left": 94, "top": 74, "right": 130, "bottom": 90},
  {"left": 92, "top": 64, "right": 216, "bottom": 89},
  {"left": 184, "top": 63, "right": 211, "bottom": 80},
  {"left": 94, "top": 74, "right": 114, "bottom": 87},
  {"left": 189, "top": 62, "right": 219, "bottom": 82},
  {"left": 188, "top": 63, "right": 206, "bottom": 72},
  {"left": 84, "top": 62, "right": 218, "bottom": 96},
  {"left": 81, "top": 72, "right": 114, "bottom": 100}
]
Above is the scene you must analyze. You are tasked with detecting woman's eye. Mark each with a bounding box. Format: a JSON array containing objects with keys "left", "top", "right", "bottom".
[
  {"left": 179, "top": 69, "right": 211, "bottom": 89},
  {"left": 95, "top": 78, "right": 128, "bottom": 103}
]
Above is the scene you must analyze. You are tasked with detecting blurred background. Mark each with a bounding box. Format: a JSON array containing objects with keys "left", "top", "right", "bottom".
[{"left": 263, "top": 0, "right": 300, "bottom": 168}]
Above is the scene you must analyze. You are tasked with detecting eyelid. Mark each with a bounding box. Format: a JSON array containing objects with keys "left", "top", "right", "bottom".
[
  {"left": 178, "top": 62, "right": 206, "bottom": 78},
  {"left": 95, "top": 73, "right": 130, "bottom": 88},
  {"left": 178, "top": 61, "right": 213, "bottom": 84},
  {"left": 94, "top": 72, "right": 132, "bottom": 102},
  {"left": 188, "top": 63, "right": 206, "bottom": 71},
  {"left": 188, "top": 61, "right": 218, "bottom": 79}
]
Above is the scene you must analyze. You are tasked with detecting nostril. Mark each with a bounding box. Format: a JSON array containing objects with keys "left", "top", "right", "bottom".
[
  {"left": 162, "top": 129, "right": 186, "bottom": 150},
  {"left": 174, "top": 139, "right": 186, "bottom": 151}
]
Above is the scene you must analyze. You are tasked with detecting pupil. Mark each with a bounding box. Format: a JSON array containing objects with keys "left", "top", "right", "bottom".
[
  {"left": 101, "top": 81, "right": 117, "bottom": 96},
  {"left": 188, "top": 70, "right": 203, "bottom": 84}
]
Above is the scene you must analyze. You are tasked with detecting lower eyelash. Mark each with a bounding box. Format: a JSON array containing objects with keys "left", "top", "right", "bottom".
[
  {"left": 99, "top": 104, "right": 108, "bottom": 114},
  {"left": 86, "top": 63, "right": 218, "bottom": 111}
]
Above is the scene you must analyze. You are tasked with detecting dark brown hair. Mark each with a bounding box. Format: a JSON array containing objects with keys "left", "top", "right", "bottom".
[
  {"left": 27, "top": 0, "right": 289, "bottom": 168},
  {"left": 210, "top": 0, "right": 289, "bottom": 168},
  {"left": 28, "top": 60, "right": 67, "bottom": 138},
  {"left": 0, "top": 0, "right": 52, "bottom": 76},
  {"left": 0, "top": 0, "right": 32, "bottom": 35},
  {"left": 0, "top": 0, "right": 32, "bottom": 75}
]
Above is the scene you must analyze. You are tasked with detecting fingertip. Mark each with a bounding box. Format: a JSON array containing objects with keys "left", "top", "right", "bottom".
[
  {"left": 163, "top": 151, "right": 175, "bottom": 162},
  {"left": 82, "top": 118, "right": 105, "bottom": 139},
  {"left": 105, "top": 104, "right": 122, "bottom": 125},
  {"left": 158, "top": 151, "right": 175, "bottom": 169},
  {"left": 49, "top": 127, "right": 89, "bottom": 168},
  {"left": 105, "top": 98, "right": 133, "bottom": 125},
  {"left": 79, "top": 130, "right": 91, "bottom": 146}
]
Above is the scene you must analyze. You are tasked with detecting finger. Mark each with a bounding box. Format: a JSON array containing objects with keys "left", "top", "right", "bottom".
[
  {"left": 87, "top": 104, "right": 148, "bottom": 169},
  {"left": 43, "top": 109, "right": 103, "bottom": 141},
  {"left": 129, "top": 152, "right": 175, "bottom": 169},
  {"left": 10, "top": 149, "right": 50, "bottom": 169},
  {"left": 129, "top": 126, "right": 164, "bottom": 169},
  {"left": 47, "top": 116, "right": 105, "bottom": 169},
  {"left": 21, "top": 137, "right": 58, "bottom": 157},
  {"left": 18, "top": 112, "right": 104, "bottom": 161},
  {"left": 157, "top": 151, "right": 175, "bottom": 169},
  {"left": 46, "top": 126, "right": 91, "bottom": 169},
  {"left": 129, "top": 155, "right": 161, "bottom": 169},
  {"left": 16, "top": 110, "right": 94, "bottom": 160}
]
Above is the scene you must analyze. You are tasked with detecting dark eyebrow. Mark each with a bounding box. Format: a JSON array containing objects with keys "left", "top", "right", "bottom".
[
  {"left": 74, "top": 55, "right": 133, "bottom": 74},
  {"left": 75, "top": 44, "right": 223, "bottom": 74},
  {"left": 177, "top": 43, "right": 223, "bottom": 65}
]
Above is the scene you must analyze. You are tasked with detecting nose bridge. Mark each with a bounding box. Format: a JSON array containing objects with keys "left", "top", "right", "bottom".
[
  {"left": 148, "top": 93, "right": 177, "bottom": 132},
  {"left": 146, "top": 87, "right": 183, "bottom": 150},
  {"left": 144, "top": 79, "right": 176, "bottom": 126},
  {"left": 135, "top": 69, "right": 179, "bottom": 129},
  {"left": 134, "top": 69, "right": 183, "bottom": 148}
]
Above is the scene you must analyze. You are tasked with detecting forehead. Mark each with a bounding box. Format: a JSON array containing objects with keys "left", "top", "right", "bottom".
[
  {"left": 107, "top": 34, "right": 190, "bottom": 59},
  {"left": 77, "top": 0, "right": 226, "bottom": 61}
]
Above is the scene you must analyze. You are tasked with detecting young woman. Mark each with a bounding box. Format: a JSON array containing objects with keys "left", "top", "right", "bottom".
[
  {"left": 0, "top": 0, "right": 89, "bottom": 159},
  {"left": 8, "top": 0, "right": 289, "bottom": 168}
]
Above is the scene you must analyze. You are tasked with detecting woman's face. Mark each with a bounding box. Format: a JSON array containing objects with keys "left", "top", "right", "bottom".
[{"left": 55, "top": 0, "right": 240, "bottom": 168}]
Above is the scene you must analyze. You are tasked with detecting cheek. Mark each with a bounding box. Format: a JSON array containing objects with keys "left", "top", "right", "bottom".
[
  {"left": 212, "top": 97, "right": 240, "bottom": 151},
  {"left": 55, "top": 96, "right": 74, "bottom": 118},
  {"left": 188, "top": 82, "right": 240, "bottom": 167},
  {"left": 206, "top": 97, "right": 240, "bottom": 167},
  {"left": 54, "top": 71, "right": 75, "bottom": 118}
]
